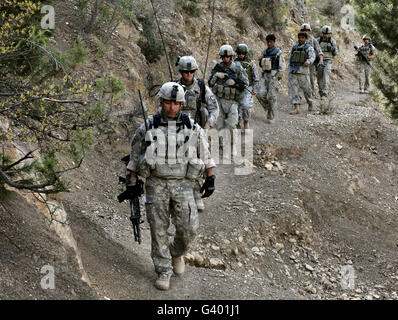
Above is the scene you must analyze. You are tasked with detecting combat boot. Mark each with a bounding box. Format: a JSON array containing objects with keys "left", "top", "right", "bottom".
[
  {"left": 237, "top": 121, "right": 242, "bottom": 129},
  {"left": 196, "top": 198, "right": 205, "bottom": 211},
  {"left": 290, "top": 104, "right": 300, "bottom": 115},
  {"left": 172, "top": 256, "right": 185, "bottom": 276},
  {"left": 243, "top": 120, "right": 250, "bottom": 130},
  {"left": 155, "top": 273, "right": 171, "bottom": 290}
]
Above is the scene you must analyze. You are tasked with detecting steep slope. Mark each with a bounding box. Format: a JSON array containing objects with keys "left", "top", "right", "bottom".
[{"left": 1, "top": 0, "right": 397, "bottom": 300}]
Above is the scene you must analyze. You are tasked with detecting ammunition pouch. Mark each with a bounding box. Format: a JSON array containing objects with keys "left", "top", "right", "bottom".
[{"left": 186, "top": 158, "right": 205, "bottom": 180}]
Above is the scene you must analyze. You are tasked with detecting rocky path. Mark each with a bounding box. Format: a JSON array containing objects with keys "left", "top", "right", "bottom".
[{"left": 62, "top": 73, "right": 398, "bottom": 300}]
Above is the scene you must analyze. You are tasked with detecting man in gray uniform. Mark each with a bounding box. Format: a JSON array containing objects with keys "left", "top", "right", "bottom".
[
  {"left": 316, "top": 25, "right": 338, "bottom": 99},
  {"left": 356, "top": 35, "right": 376, "bottom": 93},
  {"left": 208, "top": 44, "right": 249, "bottom": 131},
  {"left": 257, "top": 34, "right": 286, "bottom": 122},
  {"left": 126, "top": 82, "right": 216, "bottom": 291},
  {"left": 234, "top": 43, "right": 259, "bottom": 130},
  {"left": 175, "top": 56, "right": 219, "bottom": 130},
  {"left": 300, "top": 23, "right": 324, "bottom": 95},
  {"left": 288, "top": 32, "right": 316, "bottom": 114},
  {"left": 175, "top": 56, "right": 219, "bottom": 211}
]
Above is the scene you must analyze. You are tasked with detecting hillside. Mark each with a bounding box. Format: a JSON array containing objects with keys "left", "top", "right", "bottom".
[{"left": 1, "top": 0, "right": 397, "bottom": 300}]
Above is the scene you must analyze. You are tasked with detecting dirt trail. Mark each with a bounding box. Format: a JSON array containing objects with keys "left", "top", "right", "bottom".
[
  {"left": 61, "top": 69, "right": 398, "bottom": 300},
  {"left": 2, "top": 64, "right": 397, "bottom": 300}
]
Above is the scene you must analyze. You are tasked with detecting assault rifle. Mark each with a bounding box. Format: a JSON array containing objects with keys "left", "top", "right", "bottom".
[
  {"left": 116, "top": 90, "right": 148, "bottom": 244},
  {"left": 354, "top": 45, "right": 374, "bottom": 69},
  {"left": 212, "top": 63, "right": 247, "bottom": 90},
  {"left": 117, "top": 168, "right": 144, "bottom": 244}
]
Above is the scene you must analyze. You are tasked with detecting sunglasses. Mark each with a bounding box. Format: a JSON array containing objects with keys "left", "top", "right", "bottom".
[{"left": 181, "top": 70, "right": 195, "bottom": 74}]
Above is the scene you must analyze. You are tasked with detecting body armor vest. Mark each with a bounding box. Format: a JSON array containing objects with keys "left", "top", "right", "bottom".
[
  {"left": 262, "top": 46, "right": 280, "bottom": 72},
  {"left": 290, "top": 43, "right": 310, "bottom": 64}
]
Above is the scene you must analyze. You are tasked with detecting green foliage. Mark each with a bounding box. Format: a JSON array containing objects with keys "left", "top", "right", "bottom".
[
  {"left": 240, "top": 0, "right": 289, "bottom": 29},
  {"left": 180, "top": 0, "right": 202, "bottom": 17},
  {"left": 62, "top": 128, "right": 94, "bottom": 166},
  {"left": 0, "top": 1, "right": 107, "bottom": 195},
  {"left": 73, "top": 0, "right": 138, "bottom": 39},
  {"left": 96, "top": 39, "right": 108, "bottom": 58},
  {"left": 67, "top": 36, "right": 88, "bottom": 68},
  {"left": 354, "top": 0, "right": 398, "bottom": 119},
  {"left": 137, "top": 29, "right": 164, "bottom": 64},
  {"left": 95, "top": 75, "right": 126, "bottom": 101}
]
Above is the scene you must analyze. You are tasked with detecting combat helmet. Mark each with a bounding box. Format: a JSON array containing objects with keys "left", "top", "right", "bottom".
[
  {"left": 236, "top": 43, "right": 249, "bottom": 55},
  {"left": 218, "top": 44, "right": 235, "bottom": 57},
  {"left": 362, "top": 34, "right": 371, "bottom": 40},
  {"left": 176, "top": 56, "right": 198, "bottom": 72},
  {"left": 321, "top": 25, "right": 332, "bottom": 34},
  {"left": 157, "top": 82, "right": 185, "bottom": 103},
  {"left": 300, "top": 23, "right": 312, "bottom": 31}
]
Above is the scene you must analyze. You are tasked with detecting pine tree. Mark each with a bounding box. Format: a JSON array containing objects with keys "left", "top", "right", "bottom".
[{"left": 354, "top": 0, "right": 398, "bottom": 118}]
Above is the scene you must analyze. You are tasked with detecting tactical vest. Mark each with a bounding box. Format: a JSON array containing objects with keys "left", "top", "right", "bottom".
[
  {"left": 358, "top": 44, "right": 374, "bottom": 61},
  {"left": 236, "top": 58, "right": 254, "bottom": 85},
  {"left": 290, "top": 43, "right": 310, "bottom": 64},
  {"left": 211, "top": 62, "right": 242, "bottom": 101},
  {"left": 145, "top": 113, "right": 204, "bottom": 180},
  {"left": 262, "top": 47, "right": 280, "bottom": 72},
  {"left": 176, "top": 78, "right": 208, "bottom": 128},
  {"left": 319, "top": 37, "right": 335, "bottom": 59}
]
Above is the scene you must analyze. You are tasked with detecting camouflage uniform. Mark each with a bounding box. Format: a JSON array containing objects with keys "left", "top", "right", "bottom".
[
  {"left": 257, "top": 45, "right": 286, "bottom": 120},
  {"left": 316, "top": 35, "right": 338, "bottom": 97},
  {"left": 306, "top": 35, "right": 323, "bottom": 93},
  {"left": 234, "top": 56, "right": 259, "bottom": 122},
  {"left": 356, "top": 43, "right": 375, "bottom": 91},
  {"left": 208, "top": 61, "right": 249, "bottom": 130},
  {"left": 176, "top": 77, "right": 218, "bottom": 210},
  {"left": 288, "top": 41, "right": 316, "bottom": 110},
  {"left": 177, "top": 77, "right": 219, "bottom": 128},
  {"left": 127, "top": 111, "right": 215, "bottom": 276}
]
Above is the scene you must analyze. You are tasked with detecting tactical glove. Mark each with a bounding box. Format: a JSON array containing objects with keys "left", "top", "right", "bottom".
[
  {"left": 225, "top": 79, "right": 235, "bottom": 86},
  {"left": 117, "top": 179, "right": 144, "bottom": 202},
  {"left": 215, "top": 72, "right": 227, "bottom": 79},
  {"left": 200, "top": 175, "right": 215, "bottom": 198}
]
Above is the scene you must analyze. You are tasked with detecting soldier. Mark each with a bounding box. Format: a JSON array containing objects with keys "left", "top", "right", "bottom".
[
  {"left": 257, "top": 34, "right": 286, "bottom": 123},
  {"left": 126, "top": 82, "right": 216, "bottom": 290},
  {"left": 208, "top": 44, "right": 249, "bottom": 131},
  {"left": 288, "top": 32, "right": 316, "bottom": 114},
  {"left": 300, "top": 23, "right": 324, "bottom": 95},
  {"left": 356, "top": 35, "right": 376, "bottom": 93},
  {"left": 175, "top": 56, "right": 219, "bottom": 130},
  {"left": 234, "top": 44, "right": 259, "bottom": 130},
  {"left": 175, "top": 56, "right": 219, "bottom": 211},
  {"left": 316, "top": 25, "right": 338, "bottom": 99}
]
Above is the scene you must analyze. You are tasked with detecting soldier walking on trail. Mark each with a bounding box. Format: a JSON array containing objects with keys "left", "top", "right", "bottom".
[
  {"left": 257, "top": 34, "right": 286, "bottom": 123},
  {"left": 208, "top": 44, "right": 249, "bottom": 131},
  {"left": 126, "top": 82, "right": 216, "bottom": 291},
  {"left": 175, "top": 56, "right": 219, "bottom": 212},
  {"left": 288, "top": 32, "right": 316, "bottom": 115},
  {"left": 175, "top": 56, "right": 219, "bottom": 131},
  {"left": 316, "top": 25, "right": 338, "bottom": 99},
  {"left": 356, "top": 35, "right": 376, "bottom": 94},
  {"left": 234, "top": 44, "right": 259, "bottom": 131},
  {"left": 300, "top": 23, "right": 324, "bottom": 95}
]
